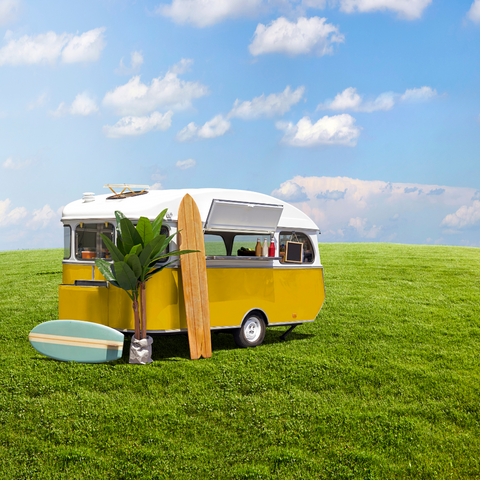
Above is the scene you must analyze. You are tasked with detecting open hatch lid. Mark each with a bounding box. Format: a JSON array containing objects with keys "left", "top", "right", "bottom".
[{"left": 204, "top": 199, "right": 283, "bottom": 234}]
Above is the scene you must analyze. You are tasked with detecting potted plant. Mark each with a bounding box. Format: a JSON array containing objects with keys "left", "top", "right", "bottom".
[{"left": 95, "top": 209, "right": 195, "bottom": 364}]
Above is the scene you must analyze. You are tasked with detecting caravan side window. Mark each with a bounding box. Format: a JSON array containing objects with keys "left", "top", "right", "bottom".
[
  {"left": 155, "top": 225, "right": 171, "bottom": 264},
  {"left": 204, "top": 234, "right": 227, "bottom": 255},
  {"left": 75, "top": 223, "right": 114, "bottom": 261},
  {"left": 279, "top": 232, "right": 314, "bottom": 264},
  {"left": 233, "top": 234, "right": 272, "bottom": 256},
  {"left": 63, "top": 225, "right": 71, "bottom": 259}
]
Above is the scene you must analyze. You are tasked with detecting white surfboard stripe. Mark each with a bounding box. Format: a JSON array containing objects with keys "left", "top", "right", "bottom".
[{"left": 29, "top": 333, "right": 123, "bottom": 350}]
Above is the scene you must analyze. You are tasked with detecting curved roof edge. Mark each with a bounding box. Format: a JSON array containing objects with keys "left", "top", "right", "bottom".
[{"left": 61, "top": 188, "right": 319, "bottom": 231}]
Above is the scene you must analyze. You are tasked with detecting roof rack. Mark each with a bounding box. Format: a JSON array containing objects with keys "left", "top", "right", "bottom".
[{"left": 104, "top": 184, "right": 150, "bottom": 200}]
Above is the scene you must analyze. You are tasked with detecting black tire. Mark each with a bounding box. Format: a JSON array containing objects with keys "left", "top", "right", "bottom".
[{"left": 233, "top": 314, "right": 266, "bottom": 348}]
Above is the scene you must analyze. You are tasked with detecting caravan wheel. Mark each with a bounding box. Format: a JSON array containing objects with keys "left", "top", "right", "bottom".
[{"left": 233, "top": 314, "right": 266, "bottom": 348}]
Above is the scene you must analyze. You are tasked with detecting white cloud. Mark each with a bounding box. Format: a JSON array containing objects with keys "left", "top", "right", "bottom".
[
  {"left": 276, "top": 114, "right": 361, "bottom": 147},
  {"left": 0, "top": 201, "right": 63, "bottom": 249},
  {"left": 302, "top": 0, "right": 326, "bottom": 6},
  {"left": 318, "top": 86, "right": 437, "bottom": 113},
  {"left": 229, "top": 86, "right": 304, "bottom": 120},
  {"left": 318, "top": 87, "right": 396, "bottom": 112},
  {"left": 70, "top": 93, "right": 99, "bottom": 116},
  {"left": 348, "top": 216, "right": 381, "bottom": 238},
  {"left": 169, "top": 58, "right": 193, "bottom": 74},
  {"left": 270, "top": 176, "right": 478, "bottom": 244},
  {"left": 150, "top": 182, "right": 163, "bottom": 190},
  {"left": 467, "top": 0, "right": 480, "bottom": 22},
  {"left": 115, "top": 50, "right": 143, "bottom": 75},
  {"left": 249, "top": 16, "right": 344, "bottom": 57},
  {"left": 176, "top": 114, "right": 231, "bottom": 141},
  {"left": 441, "top": 201, "right": 480, "bottom": 229},
  {"left": 103, "top": 59, "right": 208, "bottom": 116},
  {"left": 27, "top": 92, "right": 48, "bottom": 110},
  {"left": 0, "top": 198, "right": 27, "bottom": 226},
  {"left": 176, "top": 158, "right": 196, "bottom": 169},
  {"left": 61, "top": 27, "right": 106, "bottom": 63},
  {"left": 316, "top": 189, "right": 347, "bottom": 200},
  {"left": 427, "top": 188, "right": 445, "bottom": 196},
  {"left": 51, "top": 92, "right": 99, "bottom": 117},
  {"left": 130, "top": 51, "right": 143, "bottom": 68},
  {"left": 0, "top": 0, "right": 21, "bottom": 25},
  {"left": 103, "top": 111, "right": 173, "bottom": 138},
  {"left": 271, "top": 181, "right": 308, "bottom": 202},
  {"left": 320, "top": 87, "right": 362, "bottom": 111},
  {"left": 157, "top": 0, "right": 431, "bottom": 26},
  {"left": 400, "top": 86, "right": 437, "bottom": 102},
  {"left": 0, "top": 31, "right": 68, "bottom": 65},
  {"left": 0, "top": 27, "right": 106, "bottom": 66},
  {"left": 2, "top": 157, "right": 32, "bottom": 169},
  {"left": 158, "top": 0, "right": 262, "bottom": 27},
  {"left": 27, "top": 204, "right": 58, "bottom": 230},
  {"left": 338, "top": 0, "right": 432, "bottom": 19}
]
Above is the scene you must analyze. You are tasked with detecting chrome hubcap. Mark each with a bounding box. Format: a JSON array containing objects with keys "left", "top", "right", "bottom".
[{"left": 244, "top": 317, "right": 261, "bottom": 342}]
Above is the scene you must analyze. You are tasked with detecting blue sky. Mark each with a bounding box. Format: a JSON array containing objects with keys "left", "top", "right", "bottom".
[{"left": 0, "top": 0, "right": 479, "bottom": 250}]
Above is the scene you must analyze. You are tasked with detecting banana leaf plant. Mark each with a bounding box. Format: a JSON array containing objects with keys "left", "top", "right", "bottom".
[{"left": 95, "top": 209, "right": 196, "bottom": 340}]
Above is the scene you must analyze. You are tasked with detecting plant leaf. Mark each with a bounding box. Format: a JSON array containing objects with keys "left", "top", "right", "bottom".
[
  {"left": 129, "top": 243, "right": 143, "bottom": 256},
  {"left": 151, "top": 229, "right": 182, "bottom": 259},
  {"left": 124, "top": 254, "right": 142, "bottom": 278},
  {"left": 99, "top": 233, "right": 124, "bottom": 262},
  {"left": 115, "top": 211, "right": 127, "bottom": 236},
  {"left": 144, "top": 266, "right": 167, "bottom": 280},
  {"left": 95, "top": 259, "right": 116, "bottom": 283},
  {"left": 136, "top": 217, "right": 154, "bottom": 245},
  {"left": 120, "top": 218, "right": 143, "bottom": 251},
  {"left": 117, "top": 236, "right": 126, "bottom": 256},
  {"left": 139, "top": 235, "right": 166, "bottom": 265},
  {"left": 114, "top": 261, "right": 139, "bottom": 292},
  {"left": 147, "top": 250, "right": 198, "bottom": 270},
  {"left": 152, "top": 209, "right": 168, "bottom": 237},
  {"left": 153, "top": 230, "right": 181, "bottom": 258}
]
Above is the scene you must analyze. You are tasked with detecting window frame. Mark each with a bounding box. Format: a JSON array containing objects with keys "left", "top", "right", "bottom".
[
  {"left": 63, "top": 225, "right": 71, "bottom": 260},
  {"left": 278, "top": 231, "right": 315, "bottom": 264},
  {"left": 74, "top": 222, "right": 115, "bottom": 262},
  {"left": 154, "top": 225, "right": 171, "bottom": 264}
]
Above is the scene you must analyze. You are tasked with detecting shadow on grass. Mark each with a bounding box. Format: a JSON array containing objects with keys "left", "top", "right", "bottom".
[
  {"left": 30, "top": 328, "right": 315, "bottom": 365},
  {"left": 121, "top": 326, "right": 314, "bottom": 362}
]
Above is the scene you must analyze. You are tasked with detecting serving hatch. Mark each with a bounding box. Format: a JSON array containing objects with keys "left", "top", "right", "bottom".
[{"left": 204, "top": 199, "right": 283, "bottom": 234}]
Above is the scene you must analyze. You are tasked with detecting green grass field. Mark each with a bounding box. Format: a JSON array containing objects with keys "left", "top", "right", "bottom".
[{"left": 1, "top": 243, "right": 479, "bottom": 479}]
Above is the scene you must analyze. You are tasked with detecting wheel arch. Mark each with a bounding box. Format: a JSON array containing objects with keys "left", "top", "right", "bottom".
[{"left": 241, "top": 308, "right": 269, "bottom": 327}]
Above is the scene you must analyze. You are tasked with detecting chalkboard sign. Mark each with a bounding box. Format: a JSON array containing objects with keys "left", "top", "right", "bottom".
[{"left": 285, "top": 241, "right": 303, "bottom": 263}]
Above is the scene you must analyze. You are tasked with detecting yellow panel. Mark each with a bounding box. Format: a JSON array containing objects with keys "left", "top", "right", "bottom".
[
  {"left": 108, "top": 286, "right": 135, "bottom": 330},
  {"left": 60, "top": 262, "right": 325, "bottom": 332},
  {"left": 62, "top": 264, "right": 94, "bottom": 285},
  {"left": 145, "top": 269, "right": 186, "bottom": 331},
  {"left": 207, "top": 268, "right": 324, "bottom": 328},
  {"left": 59, "top": 285, "right": 109, "bottom": 325}
]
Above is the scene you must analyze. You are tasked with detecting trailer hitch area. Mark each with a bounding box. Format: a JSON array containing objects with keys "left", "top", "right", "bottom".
[{"left": 279, "top": 325, "right": 298, "bottom": 341}]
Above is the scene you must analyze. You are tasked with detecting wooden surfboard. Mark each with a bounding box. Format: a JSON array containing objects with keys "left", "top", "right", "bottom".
[
  {"left": 29, "top": 320, "right": 124, "bottom": 363},
  {"left": 177, "top": 194, "right": 212, "bottom": 360}
]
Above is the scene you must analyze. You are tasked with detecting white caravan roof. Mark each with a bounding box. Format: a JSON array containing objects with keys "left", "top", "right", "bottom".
[{"left": 61, "top": 188, "right": 319, "bottom": 232}]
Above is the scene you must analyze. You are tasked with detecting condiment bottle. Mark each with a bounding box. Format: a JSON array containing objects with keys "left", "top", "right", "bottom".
[
  {"left": 255, "top": 238, "right": 262, "bottom": 257},
  {"left": 262, "top": 238, "right": 268, "bottom": 257},
  {"left": 268, "top": 239, "right": 275, "bottom": 257}
]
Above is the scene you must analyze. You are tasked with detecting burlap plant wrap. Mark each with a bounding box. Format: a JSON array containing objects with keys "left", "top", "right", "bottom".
[{"left": 129, "top": 335, "right": 153, "bottom": 364}]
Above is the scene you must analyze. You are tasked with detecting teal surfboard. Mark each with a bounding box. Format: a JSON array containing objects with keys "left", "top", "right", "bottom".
[{"left": 29, "top": 320, "right": 124, "bottom": 363}]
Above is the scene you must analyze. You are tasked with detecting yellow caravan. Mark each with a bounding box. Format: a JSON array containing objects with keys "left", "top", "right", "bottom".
[{"left": 59, "top": 187, "right": 325, "bottom": 347}]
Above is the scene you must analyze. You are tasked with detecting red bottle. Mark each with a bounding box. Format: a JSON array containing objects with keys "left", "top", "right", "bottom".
[{"left": 268, "top": 240, "right": 275, "bottom": 257}]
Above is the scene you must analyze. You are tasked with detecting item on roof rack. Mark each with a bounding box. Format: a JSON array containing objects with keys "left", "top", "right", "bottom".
[{"left": 104, "top": 183, "right": 150, "bottom": 200}]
